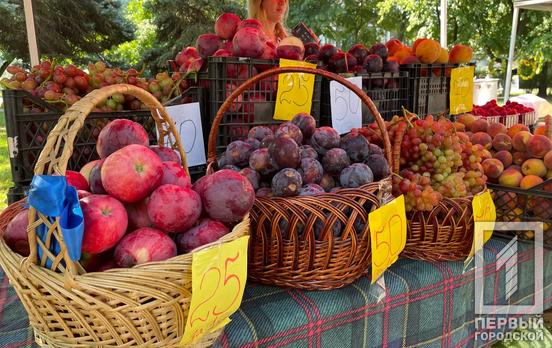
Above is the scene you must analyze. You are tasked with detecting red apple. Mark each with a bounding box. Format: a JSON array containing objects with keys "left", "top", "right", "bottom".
[
  {"left": 5, "top": 209, "right": 30, "bottom": 256},
  {"left": 80, "top": 195, "right": 128, "bottom": 254},
  {"left": 101, "top": 144, "right": 163, "bottom": 203},
  {"left": 176, "top": 219, "right": 229, "bottom": 253},
  {"left": 147, "top": 184, "right": 202, "bottom": 233},
  {"left": 114, "top": 227, "right": 177, "bottom": 267},
  {"left": 79, "top": 160, "right": 99, "bottom": 182},
  {"left": 96, "top": 119, "right": 150, "bottom": 158},
  {"left": 160, "top": 161, "right": 191, "bottom": 188},
  {"left": 150, "top": 145, "right": 180, "bottom": 163},
  {"left": 77, "top": 190, "right": 92, "bottom": 199},
  {"left": 125, "top": 198, "right": 153, "bottom": 231},
  {"left": 66, "top": 170, "right": 89, "bottom": 191}
]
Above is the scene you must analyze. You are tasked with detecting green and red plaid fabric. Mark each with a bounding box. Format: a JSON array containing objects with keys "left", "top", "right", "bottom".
[{"left": 0, "top": 237, "right": 550, "bottom": 348}]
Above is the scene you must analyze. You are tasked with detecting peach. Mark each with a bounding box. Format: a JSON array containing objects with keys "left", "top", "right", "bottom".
[
  {"left": 456, "top": 113, "right": 477, "bottom": 127},
  {"left": 385, "top": 38, "right": 404, "bottom": 56},
  {"left": 482, "top": 159, "right": 504, "bottom": 179},
  {"left": 522, "top": 158, "right": 547, "bottom": 177},
  {"left": 545, "top": 151, "right": 552, "bottom": 169},
  {"left": 448, "top": 44, "right": 473, "bottom": 64},
  {"left": 520, "top": 175, "right": 544, "bottom": 189},
  {"left": 513, "top": 151, "right": 530, "bottom": 166},
  {"left": 548, "top": 169, "right": 552, "bottom": 179},
  {"left": 512, "top": 131, "right": 532, "bottom": 152},
  {"left": 527, "top": 135, "right": 552, "bottom": 158},
  {"left": 498, "top": 168, "right": 523, "bottom": 187},
  {"left": 491, "top": 190, "right": 518, "bottom": 210},
  {"left": 471, "top": 132, "right": 492, "bottom": 150},
  {"left": 399, "top": 55, "right": 421, "bottom": 65},
  {"left": 412, "top": 38, "right": 427, "bottom": 53},
  {"left": 469, "top": 118, "right": 489, "bottom": 133},
  {"left": 534, "top": 124, "right": 547, "bottom": 136},
  {"left": 415, "top": 39, "right": 441, "bottom": 64},
  {"left": 494, "top": 150, "right": 513, "bottom": 168},
  {"left": 507, "top": 124, "right": 530, "bottom": 138},
  {"left": 491, "top": 133, "right": 512, "bottom": 152},
  {"left": 394, "top": 47, "right": 413, "bottom": 61},
  {"left": 487, "top": 123, "right": 507, "bottom": 138},
  {"left": 435, "top": 47, "right": 449, "bottom": 63},
  {"left": 481, "top": 149, "right": 493, "bottom": 161}
]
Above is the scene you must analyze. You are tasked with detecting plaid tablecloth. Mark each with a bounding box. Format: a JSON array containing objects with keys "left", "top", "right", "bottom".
[{"left": 1, "top": 237, "right": 550, "bottom": 348}]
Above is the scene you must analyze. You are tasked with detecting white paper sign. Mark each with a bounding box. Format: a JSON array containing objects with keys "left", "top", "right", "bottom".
[
  {"left": 330, "top": 76, "right": 363, "bottom": 135},
  {"left": 162, "top": 103, "right": 206, "bottom": 167}
]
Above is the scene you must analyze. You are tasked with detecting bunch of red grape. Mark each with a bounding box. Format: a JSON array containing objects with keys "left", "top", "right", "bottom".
[
  {"left": 391, "top": 115, "right": 487, "bottom": 212},
  {"left": 1, "top": 61, "right": 191, "bottom": 112}
]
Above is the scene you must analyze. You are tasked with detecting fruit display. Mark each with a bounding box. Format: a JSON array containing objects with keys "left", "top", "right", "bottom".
[
  {"left": 358, "top": 113, "right": 487, "bottom": 212},
  {"left": 1, "top": 61, "right": 191, "bottom": 111},
  {"left": 472, "top": 99, "right": 534, "bottom": 117},
  {"left": 5, "top": 118, "right": 254, "bottom": 270},
  {"left": 215, "top": 113, "right": 389, "bottom": 198},
  {"left": 385, "top": 39, "right": 472, "bottom": 66}
]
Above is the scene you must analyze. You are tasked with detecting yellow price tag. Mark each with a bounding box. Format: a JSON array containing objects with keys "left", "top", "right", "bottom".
[
  {"left": 179, "top": 235, "right": 249, "bottom": 346},
  {"left": 273, "top": 59, "right": 316, "bottom": 121},
  {"left": 450, "top": 66, "right": 475, "bottom": 115},
  {"left": 368, "top": 195, "right": 407, "bottom": 283},
  {"left": 468, "top": 190, "right": 496, "bottom": 258}
]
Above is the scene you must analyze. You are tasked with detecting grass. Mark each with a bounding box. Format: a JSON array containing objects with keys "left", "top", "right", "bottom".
[{"left": 0, "top": 110, "right": 10, "bottom": 211}]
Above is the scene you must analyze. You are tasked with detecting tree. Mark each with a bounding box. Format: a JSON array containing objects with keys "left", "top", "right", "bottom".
[{"left": 0, "top": 0, "right": 133, "bottom": 65}]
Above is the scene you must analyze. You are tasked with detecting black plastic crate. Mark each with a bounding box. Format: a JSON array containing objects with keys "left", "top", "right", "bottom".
[
  {"left": 206, "top": 56, "right": 322, "bottom": 154},
  {"left": 3, "top": 87, "right": 208, "bottom": 189},
  {"left": 320, "top": 71, "right": 408, "bottom": 125},
  {"left": 400, "top": 63, "right": 463, "bottom": 116},
  {"left": 6, "top": 186, "right": 27, "bottom": 205},
  {"left": 488, "top": 181, "right": 552, "bottom": 246}
]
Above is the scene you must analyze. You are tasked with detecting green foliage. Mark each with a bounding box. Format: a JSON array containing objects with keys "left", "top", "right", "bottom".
[{"left": 0, "top": 0, "right": 133, "bottom": 65}]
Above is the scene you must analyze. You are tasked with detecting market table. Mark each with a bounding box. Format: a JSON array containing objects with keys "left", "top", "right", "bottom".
[{"left": 0, "top": 237, "right": 550, "bottom": 348}]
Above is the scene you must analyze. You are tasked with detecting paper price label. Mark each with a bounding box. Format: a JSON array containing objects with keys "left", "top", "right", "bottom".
[
  {"left": 468, "top": 190, "right": 496, "bottom": 258},
  {"left": 450, "top": 66, "right": 475, "bottom": 115},
  {"left": 330, "top": 76, "right": 363, "bottom": 134},
  {"left": 273, "top": 59, "right": 316, "bottom": 121},
  {"left": 368, "top": 195, "right": 407, "bottom": 283},
  {"left": 180, "top": 236, "right": 249, "bottom": 346}
]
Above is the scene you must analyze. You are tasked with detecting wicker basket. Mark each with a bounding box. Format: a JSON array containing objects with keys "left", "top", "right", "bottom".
[
  {"left": 0, "top": 84, "right": 249, "bottom": 347},
  {"left": 207, "top": 67, "right": 393, "bottom": 290},
  {"left": 390, "top": 116, "right": 477, "bottom": 261}
]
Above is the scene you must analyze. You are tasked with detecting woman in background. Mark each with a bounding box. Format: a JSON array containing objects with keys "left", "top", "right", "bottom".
[{"left": 248, "top": 0, "right": 288, "bottom": 44}]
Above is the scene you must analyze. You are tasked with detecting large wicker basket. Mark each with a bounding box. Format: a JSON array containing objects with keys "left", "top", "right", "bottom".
[
  {"left": 0, "top": 84, "right": 249, "bottom": 347},
  {"left": 207, "top": 67, "right": 393, "bottom": 290},
  {"left": 390, "top": 116, "right": 477, "bottom": 261}
]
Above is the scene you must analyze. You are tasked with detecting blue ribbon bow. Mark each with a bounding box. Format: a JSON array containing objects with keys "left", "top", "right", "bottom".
[{"left": 28, "top": 175, "right": 84, "bottom": 269}]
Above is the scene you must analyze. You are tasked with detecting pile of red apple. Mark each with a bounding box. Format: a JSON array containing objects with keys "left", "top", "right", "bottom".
[
  {"left": 472, "top": 99, "right": 534, "bottom": 117},
  {"left": 4, "top": 119, "right": 255, "bottom": 271}
]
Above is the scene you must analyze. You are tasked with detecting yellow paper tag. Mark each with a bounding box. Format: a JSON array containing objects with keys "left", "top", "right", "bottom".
[
  {"left": 273, "top": 59, "right": 316, "bottom": 121},
  {"left": 450, "top": 66, "right": 475, "bottom": 115},
  {"left": 468, "top": 190, "right": 496, "bottom": 258},
  {"left": 368, "top": 195, "right": 407, "bottom": 283},
  {"left": 179, "top": 235, "right": 249, "bottom": 346}
]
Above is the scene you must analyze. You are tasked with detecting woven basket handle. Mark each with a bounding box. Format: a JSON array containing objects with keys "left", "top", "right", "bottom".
[
  {"left": 27, "top": 84, "right": 188, "bottom": 276},
  {"left": 206, "top": 67, "right": 393, "bottom": 166}
]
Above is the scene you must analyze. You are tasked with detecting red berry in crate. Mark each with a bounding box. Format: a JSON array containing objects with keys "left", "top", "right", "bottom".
[
  {"left": 275, "top": 122, "right": 303, "bottom": 144},
  {"left": 80, "top": 195, "right": 128, "bottom": 254},
  {"left": 365, "top": 154, "right": 389, "bottom": 181},
  {"left": 215, "top": 13, "right": 241, "bottom": 40},
  {"left": 101, "top": 145, "right": 163, "bottom": 203},
  {"left": 160, "top": 161, "right": 191, "bottom": 188},
  {"left": 150, "top": 146, "right": 180, "bottom": 163},
  {"left": 66, "top": 170, "right": 90, "bottom": 191},
  {"left": 96, "top": 119, "right": 149, "bottom": 159},
  {"left": 340, "top": 132, "right": 371, "bottom": 162},
  {"left": 298, "top": 158, "right": 324, "bottom": 184},
  {"left": 200, "top": 170, "right": 255, "bottom": 224},
  {"left": 125, "top": 198, "right": 153, "bottom": 231},
  {"left": 176, "top": 219, "right": 230, "bottom": 253},
  {"left": 148, "top": 184, "right": 202, "bottom": 233},
  {"left": 233, "top": 27, "right": 265, "bottom": 58},
  {"left": 298, "top": 183, "right": 325, "bottom": 196},
  {"left": 114, "top": 228, "right": 177, "bottom": 267},
  {"left": 240, "top": 167, "right": 261, "bottom": 191},
  {"left": 269, "top": 136, "right": 300, "bottom": 169},
  {"left": 272, "top": 168, "right": 303, "bottom": 197},
  {"left": 291, "top": 113, "right": 317, "bottom": 140},
  {"left": 310, "top": 127, "right": 340, "bottom": 156},
  {"left": 340, "top": 163, "right": 374, "bottom": 188},
  {"left": 322, "top": 148, "right": 350, "bottom": 176},
  {"left": 5, "top": 209, "right": 30, "bottom": 257}
]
